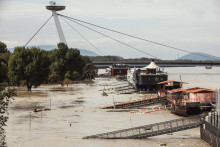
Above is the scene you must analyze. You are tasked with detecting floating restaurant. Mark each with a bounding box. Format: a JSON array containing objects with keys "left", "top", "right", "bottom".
[{"left": 127, "top": 60, "right": 168, "bottom": 92}]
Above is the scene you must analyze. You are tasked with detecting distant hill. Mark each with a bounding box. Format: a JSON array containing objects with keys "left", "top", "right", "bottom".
[
  {"left": 178, "top": 52, "right": 220, "bottom": 61},
  {"left": 9, "top": 45, "right": 99, "bottom": 57}
]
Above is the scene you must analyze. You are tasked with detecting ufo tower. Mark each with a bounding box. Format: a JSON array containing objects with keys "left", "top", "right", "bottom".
[{"left": 46, "top": 1, "right": 66, "bottom": 44}]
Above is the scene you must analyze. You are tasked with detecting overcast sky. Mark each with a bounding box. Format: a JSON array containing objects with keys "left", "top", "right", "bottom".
[{"left": 1, "top": 0, "right": 220, "bottom": 59}]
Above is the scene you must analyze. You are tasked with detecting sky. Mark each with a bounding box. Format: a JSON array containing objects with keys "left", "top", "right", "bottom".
[{"left": 1, "top": 0, "right": 220, "bottom": 59}]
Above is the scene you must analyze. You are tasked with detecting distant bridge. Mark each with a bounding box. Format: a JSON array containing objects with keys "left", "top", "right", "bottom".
[{"left": 93, "top": 60, "right": 220, "bottom": 69}]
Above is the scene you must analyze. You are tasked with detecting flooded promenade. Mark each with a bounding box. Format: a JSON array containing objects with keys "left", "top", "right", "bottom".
[{"left": 5, "top": 66, "right": 220, "bottom": 147}]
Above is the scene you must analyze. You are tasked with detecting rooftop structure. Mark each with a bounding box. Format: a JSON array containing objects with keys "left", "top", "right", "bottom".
[{"left": 46, "top": 1, "right": 65, "bottom": 11}]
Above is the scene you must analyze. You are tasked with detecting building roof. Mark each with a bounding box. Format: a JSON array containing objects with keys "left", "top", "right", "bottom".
[
  {"left": 142, "top": 61, "right": 159, "bottom": 69},
  {"left": 167, "top": 88, "right": 186, "bottom": 93},
  {"left": 167, "top": 87, "right": 215, "bottom": 94},
  {"left": 157, "top": 80, "right": 183, "bottom": 85},
  {"left": 187, "top": 88, "right": 215, "bottom": 93}
]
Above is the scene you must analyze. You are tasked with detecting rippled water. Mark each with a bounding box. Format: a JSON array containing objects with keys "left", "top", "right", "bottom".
[{"left": 5, "top": 66, "right": 219, "bottom": 147}]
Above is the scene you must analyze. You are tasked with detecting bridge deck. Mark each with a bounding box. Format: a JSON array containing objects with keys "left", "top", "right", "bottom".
[
  {"left": 83, "top": 115, "right": 201, "bottom": 139},
  {"left": 101, "top": 97, "right": 167, "bottom": 109}
]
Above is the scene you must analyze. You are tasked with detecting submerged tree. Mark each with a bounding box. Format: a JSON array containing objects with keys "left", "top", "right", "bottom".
[
  {"left": 8, "top": 47, "right": 50, "bottom": 91},
  {"left": 0, "top": 61, "right": 8, "bottom": 83},
  {"left": 0, "top": 41, "right": 10, "bottom": 84},
  {"left": 0, "top": 87, "right": 16, "bottom": 146},
  {"left": 82, "top": 63, "right": 97, "bottom": 80},
  {"left": 50, "top": 43, "right": 96, "bottom": 81}
]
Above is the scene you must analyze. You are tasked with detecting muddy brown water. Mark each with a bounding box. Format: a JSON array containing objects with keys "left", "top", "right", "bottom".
[{"left": 5, "top": 66, "right": 220, "bottom": 147}]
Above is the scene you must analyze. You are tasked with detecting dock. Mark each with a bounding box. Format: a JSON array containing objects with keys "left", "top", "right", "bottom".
[{"left": 83, "top": 115, "right": 201, "bottom": 139}]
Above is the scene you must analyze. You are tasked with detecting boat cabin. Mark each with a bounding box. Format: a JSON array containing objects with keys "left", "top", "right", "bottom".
[
  {"left": 167, "top": 87, "right": 216, "bottom": 116},
  {"left": 157, "top": 80, "right": 184, "bottom": 97}
]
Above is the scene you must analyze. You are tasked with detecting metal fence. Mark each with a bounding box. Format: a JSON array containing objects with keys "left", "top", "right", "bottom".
[
  {"left": 84, "top": 115, "right": 201, "bottom": 139},
  {"left": 216, "top": 90, "right": 220, "bottom": 112},
  {"left": 206, "top": 112, "right": 220, "bottom": 129}
]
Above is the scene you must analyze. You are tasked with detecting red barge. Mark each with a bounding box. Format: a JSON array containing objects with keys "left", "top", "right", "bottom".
[{"left": 158, "top": 80, "right": 215, "bottom": 116}]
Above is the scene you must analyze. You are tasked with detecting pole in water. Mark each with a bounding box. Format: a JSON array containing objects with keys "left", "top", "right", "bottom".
[
  {"left": 29, "top": 112, "right": 32, "bottom": 130},
  {"left": 46, "top": 90, "right": 47, "bottom": 98},
  {"left": 130, "top": 118, "right": 134, "bottom": 135},
  {"left": 41, "top": 108, "right": 43, "bottom": 119},
  {"left": 50, "top": 98, "right": 51, "bottom": 110},
  {"left": 112, "top": 96, "right": 115, "bottom": 109},
  {"left": 179, "top": 75, "right": 182, "bottom": 82}
]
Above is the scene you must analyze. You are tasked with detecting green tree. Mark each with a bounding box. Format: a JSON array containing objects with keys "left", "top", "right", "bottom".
[
  {"left": 8, "top": 47, "right": 50, "bottom": 91},
  {"left": 0, "top": 41, "right": 8, "bottom": 54},
  {"left": 50, "top": 43, "right": 97, "bottom": 82},
  {"left": 48, "top": 71, "right": 59, "bottom": 87},
  {"left": 0, "top": 86, "right": 16, "bottom": 146},
  {"left": 64, "top": 71, "right": 72, "bottom": 80},
  {"left": 72, "top": 71, "right": 80, "bottom": 81},
  {"left": 0, "top": 62, "right": 8, "bottom": 83},
  {"left": 82, "top": 63, "right": 97, "bottom": 80},
  {"left": 0, "top": 42, "right": 10, "bottom": 83},
  {"left": 50, "top": 43, "right": 86, "bottom": 81}
]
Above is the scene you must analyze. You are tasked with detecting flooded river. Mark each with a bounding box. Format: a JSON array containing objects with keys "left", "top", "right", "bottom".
[{"left": 5, "top": 66, "right": 220, "bottom": 147}]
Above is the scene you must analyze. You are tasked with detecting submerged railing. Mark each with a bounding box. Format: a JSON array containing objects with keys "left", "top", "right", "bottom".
[{"left": 84, "top": 115, "right": 201, "bottom": 139}]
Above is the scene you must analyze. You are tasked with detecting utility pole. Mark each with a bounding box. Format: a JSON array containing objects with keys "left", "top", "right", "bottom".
[{"left": 46, "top": 1, "right": 67, "bottom": 44}]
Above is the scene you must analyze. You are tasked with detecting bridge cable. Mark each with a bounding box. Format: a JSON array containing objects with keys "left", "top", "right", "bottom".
[
  {"left": 60, "top": 16, "right": 105, "bottom": 56},
  {"left": 58, "top": 14, "right": 219, "bottom": 60},
  {"left": 60, "top": 15, "right": 159, "bottom": 59},
  {"left": 24, "top": 15, "right": 53, "bottom": 47}
]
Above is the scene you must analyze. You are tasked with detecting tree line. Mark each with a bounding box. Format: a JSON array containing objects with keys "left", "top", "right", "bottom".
[{"left": 0, "top": 41, "right": 97, "bottom": 91}]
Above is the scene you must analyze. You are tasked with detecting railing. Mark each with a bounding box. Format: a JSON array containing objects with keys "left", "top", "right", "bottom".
[
  {"left": 206, "top": 112, "right": 220, "bottom": 128},
  {"left": 84, "top": 115, "right": 201, "bottom": 139}
]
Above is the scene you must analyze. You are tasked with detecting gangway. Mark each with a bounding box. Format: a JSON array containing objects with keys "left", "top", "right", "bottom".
[
  {"left": 100, "top": 97, "right": 167, "bottom": 109},
  {"left": 130, "top": 104, "right": 172, "bottom": 114},
  {"left": 83, "top": 115, "right": 201, "bottom": 139}
]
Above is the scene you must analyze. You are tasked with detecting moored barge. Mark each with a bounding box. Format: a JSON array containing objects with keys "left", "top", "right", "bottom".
[{"left": 167, "top": 87, "right": 215, "bottom": 116}]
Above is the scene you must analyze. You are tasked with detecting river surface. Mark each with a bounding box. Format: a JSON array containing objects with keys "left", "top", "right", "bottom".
[{"left": 5, "top": 66, "right": 220, "bottom": 147}]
